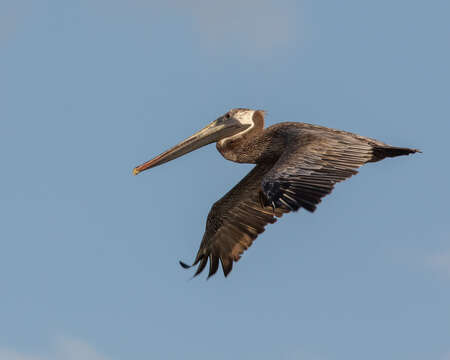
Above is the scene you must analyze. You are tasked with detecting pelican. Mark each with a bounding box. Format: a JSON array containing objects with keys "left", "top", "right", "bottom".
[{"left": 133, "top": 109, "right": 420, "bottom": 278}]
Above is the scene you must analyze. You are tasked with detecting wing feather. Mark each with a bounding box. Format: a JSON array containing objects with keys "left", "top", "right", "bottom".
[
  {"left": 181, "top": 162, "right": 287, "bottom": 278},
  {"left": 261, "top": 131, "right": 374, "bottom": 213}
]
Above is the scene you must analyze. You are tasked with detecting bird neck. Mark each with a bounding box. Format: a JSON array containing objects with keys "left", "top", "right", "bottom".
[{"left": 216, "top": 126, "right": 266, "bottom": 163}]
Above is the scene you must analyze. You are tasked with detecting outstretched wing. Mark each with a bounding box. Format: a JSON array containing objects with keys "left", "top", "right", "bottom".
[
  {"left": 181, "top": 126, "right": 418, "bottom": 278},
  {"left": 261, "top": 130, "right": 374, "bottom": 213},
  {"left": 180, "top": 162, "right": 288, "bottom": 278}
]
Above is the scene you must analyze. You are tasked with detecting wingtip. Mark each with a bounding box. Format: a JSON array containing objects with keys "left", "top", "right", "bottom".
[
  {"left": 406, "top": 147, "right": 422, "bottom": 154},
  {"left": 179, "top": 260, "right": 192, "bottom": 269}
]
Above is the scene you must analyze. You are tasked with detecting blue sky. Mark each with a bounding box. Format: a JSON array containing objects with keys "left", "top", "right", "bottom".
[{"left": 1, "top": 1, "right": 449, "bottom": 359}]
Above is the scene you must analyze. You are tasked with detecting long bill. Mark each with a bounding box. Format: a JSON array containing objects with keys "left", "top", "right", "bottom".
[{"left": 133, "top": 118, "right": 245, "bottom": 175}]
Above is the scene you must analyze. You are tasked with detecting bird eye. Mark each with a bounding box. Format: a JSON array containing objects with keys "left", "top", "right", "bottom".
[{"left": 225, "top": 113, "right": 231, "bottom": 119}]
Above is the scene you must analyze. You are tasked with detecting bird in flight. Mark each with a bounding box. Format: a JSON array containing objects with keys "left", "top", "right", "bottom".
[{"left": 133, "top": 109, "right": 420, "bottom": 278}]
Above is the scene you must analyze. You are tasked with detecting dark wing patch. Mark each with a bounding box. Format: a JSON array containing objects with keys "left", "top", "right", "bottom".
[
  {"left": 261, "top": 132, "right": 373, "bottom": 213},
  {"left": 180, "top": 163, "right": 288, "bottom": 278}
]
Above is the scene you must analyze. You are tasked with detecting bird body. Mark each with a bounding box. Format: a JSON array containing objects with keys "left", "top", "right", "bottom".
[{"left": 133, "top": 109, "right": 420, "bottom": 278}]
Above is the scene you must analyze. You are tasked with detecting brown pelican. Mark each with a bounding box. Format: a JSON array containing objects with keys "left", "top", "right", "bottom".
[{"left": 133, "top": 109, "right": 420, "bottom": 278}]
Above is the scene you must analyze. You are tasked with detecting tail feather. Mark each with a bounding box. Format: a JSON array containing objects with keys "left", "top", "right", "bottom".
[{"left": 371, "top": 146, "right": 421, "bottom": 162}]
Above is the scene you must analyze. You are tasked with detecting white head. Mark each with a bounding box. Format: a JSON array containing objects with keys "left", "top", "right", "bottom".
[
  {"left": 218, "top": 108, "right": 256, "bottom": 146},
  {"left": 232, "top": 108, "right": 256, "bottom": 127}
]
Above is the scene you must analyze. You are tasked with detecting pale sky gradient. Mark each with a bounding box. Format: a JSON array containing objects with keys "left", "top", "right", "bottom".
[
  {"left": 0, "top": 337, "right": 109, "bottom": 360},
  {"left": 1, "top": 1, "right": 449, "bottom": 359}
]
